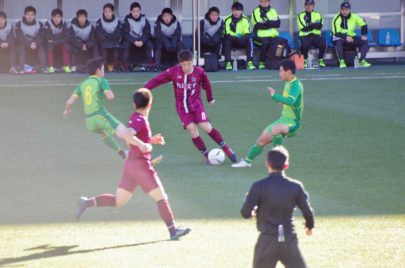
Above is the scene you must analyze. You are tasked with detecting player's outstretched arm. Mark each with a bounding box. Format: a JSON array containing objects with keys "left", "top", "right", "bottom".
[
  {"left": 63, "top": 94, "right": 79, "bottom": 119},
  {"left": 144, "top": 69, "right": 173, "bottom": 90},
  {"left": 268, "top": 87, "right": 298, "bottom": 106}
]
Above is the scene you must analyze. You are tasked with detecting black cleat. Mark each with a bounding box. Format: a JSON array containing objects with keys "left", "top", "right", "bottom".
[{"left": 170, "top": 227, "right": 191, "bottom": 240}]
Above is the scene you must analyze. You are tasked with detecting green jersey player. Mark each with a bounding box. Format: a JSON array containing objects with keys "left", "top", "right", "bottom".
[
  {"left": 232, "top": 59, "right": 304, "bottom": 168},
  {"left": 63, "top": 58, "right": 128, "bottom": 159}
]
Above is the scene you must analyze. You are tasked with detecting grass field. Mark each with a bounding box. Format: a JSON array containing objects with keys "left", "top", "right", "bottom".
[{"left": 0, "top": 65, "right": 405, "bottom": 268}]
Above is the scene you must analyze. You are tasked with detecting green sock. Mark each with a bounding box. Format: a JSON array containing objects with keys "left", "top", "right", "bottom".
[
  {"left": 272, "top": 135, "right": 284, "bottom": 146},
  {"left": 102, "top": 133, "right": 122, "bottom": 152},
  {"left": 246, "top": 144, "right": 264, "bottom": 163}
]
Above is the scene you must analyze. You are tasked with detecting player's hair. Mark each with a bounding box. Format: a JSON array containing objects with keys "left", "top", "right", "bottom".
[
  {"left": 161, "top": 8, "right": 173, "bottom": 16},
  {"left": 87, "top": 57, "right": 104, "bottom": 75},
  {"left": 103, "top": 3, "right": 115, "bottom": 12},
  {"left": 76, "top": 9, "right": 88, "bottom": 18},
  {"left": 231, "top": 2, "right": 244, "bottom": 11},
  {"left": 267, "top": 146, "right": 289, "bottom": 170},
  {"left": 133, "top": 88, "right": 153, "bottom": 109},
  {"left": 130, "top": 2, "right": 141, "bottom": 10},
  {"left": 178, "top": 49, "right": 193, "bottom": 62},
  {"left": 24, "top": 6, "right": 36, "bottom": 15},
  {"left": 51, "top": 8, "right": 63, "bottom": 18},
  {"left": 279, "top": 59, "right": 296, "bottom": 74},
  {"left": 0, "top": 11, "right": 7, "bottom": 20}
]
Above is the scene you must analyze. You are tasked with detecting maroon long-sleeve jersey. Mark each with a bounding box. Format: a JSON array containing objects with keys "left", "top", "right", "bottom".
[{"left": 144, "top": 65, "right": 214, "bottom": 114}]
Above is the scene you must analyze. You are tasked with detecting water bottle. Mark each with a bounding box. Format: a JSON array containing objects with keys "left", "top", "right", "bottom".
[
  {"left": 307, "top": 58, "right": 312, "bottom": 69},
  {"left": 354, "top": 56, "right": 359, "bottom": 69},
  {"left": 278, "top": 224, "right": 285, "bottom": 242},
  {"left": 233, "top": 58, "right": 238, "bottom": 72},
  {"left": 385, "top": 32, "right": 391, "bottom": 45}
]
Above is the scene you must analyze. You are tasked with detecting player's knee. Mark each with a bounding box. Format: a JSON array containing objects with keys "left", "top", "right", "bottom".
[
  {"left": 186, "top": 124, "right": 199, "bottom": 138},
  {"left": 115, "top": 197, "right": 129, "bottom": 208},
  {"left": 148, "top": 187, "right": 168, "bottom": 202}
]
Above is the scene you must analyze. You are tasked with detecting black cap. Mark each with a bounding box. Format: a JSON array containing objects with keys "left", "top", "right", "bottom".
[
  {"left": 305, "top": 0, "right": 315, "bottom": 5},
  {"left": 208, "top": 6, "right": 220, "bottom": 15},
  {"left": 161, "top": 7, "right": 173, "bottom": 16},
  {"left": 341, "top": 2, "right": 351, "bottom": 9},
  {"left": 232, "top": 2, "right": 244, "bottom": 11}
]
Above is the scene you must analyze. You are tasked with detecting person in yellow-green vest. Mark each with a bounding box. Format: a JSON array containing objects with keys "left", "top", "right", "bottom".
[
  {"left": 297, "top": 0, "right": 327, "bottom": 68},
  {"left": 332, "top": 2, "right": 371, "bottom": 68},
  {"left": 251, "top": 0, "right": 291, "bottom": 69},
  {"left": 223, "top": 2, "right": 255, "bottom": 71}
]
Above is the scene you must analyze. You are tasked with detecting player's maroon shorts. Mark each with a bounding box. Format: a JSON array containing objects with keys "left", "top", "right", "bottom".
[
  {"left": 118, "top": 158, "right": 162, "bottom": 193},
  {"left": 178, "top": 106, "right": 210, "bottom": 129}
]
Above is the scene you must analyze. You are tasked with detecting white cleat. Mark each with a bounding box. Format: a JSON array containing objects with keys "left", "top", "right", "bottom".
[{"left": 231, "top": 159, "right": 252, "bottom": 168}]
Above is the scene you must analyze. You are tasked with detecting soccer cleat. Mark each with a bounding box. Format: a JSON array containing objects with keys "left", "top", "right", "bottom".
[
  {"left": 304, "top": 59, "right": 308, "bottom": 68},
  {"left": 359, "top": 59, "right": 371, "bottom": 68},
  {"left": 48, "top": 66, "right": 56, "bottom": 73},
  {"left": 225, "top": 62, "right": 232, "bottom": 71},
  {"left": 76, "top": 196, "right": 90, "bottom": 221},
  {"left": 63, "top": 66, "right": 72, "bottom": 73},
  {"left": 223, "top": 146, "right": 238, "bottom": 163},
  {"left": 170, "top": 227, "right": 191, "bottom": 240},
  {"left": 258, "top": 62, "right": 266, "bottom": 69},
  {"left": 231, "top": 159, "right": 252, "bottom": 168},
  {"left": 40, "top": 68, "right": 49, "bottom": 74},
  {"left": 151, "top": 155, "right": 163, "bottom": 166},
  {"left": 318, "top": 59, "right": 326, "bottom": 68},
  {"left": 339, "top": 60, "right": 347, "bottom": 69},
  {"left": 247, "top": 61, "right": 256, "bottom": 70}
]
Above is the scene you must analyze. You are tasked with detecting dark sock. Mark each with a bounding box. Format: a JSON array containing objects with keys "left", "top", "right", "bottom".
[
  {"left": 208, "top": 128, "right": 234, "bottom": 159},
  {"left": 88, "top": 194, "right": 116, "bottom": 207},
  {"left": 192, "top": 136, "right": 208, "bottom": 159},
  {"left": 157, "top": 200, "right": 176, "bottom": 234}
]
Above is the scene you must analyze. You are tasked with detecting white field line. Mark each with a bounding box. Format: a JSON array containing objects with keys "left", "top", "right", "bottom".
[{"left": 0, "top": 75, "right": 405, "bottom": 88}]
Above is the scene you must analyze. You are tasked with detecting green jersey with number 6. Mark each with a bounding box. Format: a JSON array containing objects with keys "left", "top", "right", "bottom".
[{"left": 73, "top": 76, "right": 111, "bottom": 116}]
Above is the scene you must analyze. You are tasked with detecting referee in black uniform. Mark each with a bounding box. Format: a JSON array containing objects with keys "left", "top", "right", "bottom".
[{"left": 241, "top": 146, "right": 314, "bottom": 268}]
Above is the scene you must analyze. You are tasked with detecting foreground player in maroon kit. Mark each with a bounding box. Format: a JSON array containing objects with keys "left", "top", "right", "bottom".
[
  {"left": 76, "top": 88, "right": 191, "bottom": 240},
  {"left": 144, "top": 49, "right": 237, "bottom": 164}
]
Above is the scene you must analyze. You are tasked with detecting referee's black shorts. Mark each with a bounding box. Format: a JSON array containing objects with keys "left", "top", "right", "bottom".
[{"left": 253, "top": 233, "right": 307, "bottom": 268}]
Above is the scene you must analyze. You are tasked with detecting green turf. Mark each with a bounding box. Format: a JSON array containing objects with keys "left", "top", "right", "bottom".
[{"left": 0, "top": 65, "right": 404, "bottom": 267}]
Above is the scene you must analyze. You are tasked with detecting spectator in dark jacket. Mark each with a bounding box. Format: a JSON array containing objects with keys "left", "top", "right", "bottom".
[
  {"left": 122, "top": 2, "right": 154, "bottom": 70},
  {"left": 0, "top": 11, "right": 17, "bottom": 74},
  {"left": 154, "top": 8, "right": 183, "bottom": 67},
  {"left": 70, "top": 9, "right": 98, "bottom": 71},
  {"left": 44, "top": 8, "right": 72, "bottom": 73},
  {"left": 199, "top": 6, "right": 224, "bottom": 57},
  {"left": 15, "top": 6, "right": 47, "bottom": 74},
  {"left": 96, "top": 3, "right": 123, "bottom": 72}
]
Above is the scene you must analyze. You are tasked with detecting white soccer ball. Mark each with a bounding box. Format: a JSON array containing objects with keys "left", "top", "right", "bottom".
[{"left": 208, "top": 148, "right": 226, "bottom": 165}]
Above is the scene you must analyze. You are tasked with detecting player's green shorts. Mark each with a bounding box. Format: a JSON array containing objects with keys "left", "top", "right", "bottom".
[
  {"left": 265, "top": 116, "right": 301, "bottom": 137},
  {"left": 85, "top": 110, "right": 121, "bottom": 136}
]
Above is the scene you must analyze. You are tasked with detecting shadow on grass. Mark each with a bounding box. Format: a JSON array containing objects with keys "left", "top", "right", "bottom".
[{"left": 0, "top": 240, "right": 170, "bottom": 267}]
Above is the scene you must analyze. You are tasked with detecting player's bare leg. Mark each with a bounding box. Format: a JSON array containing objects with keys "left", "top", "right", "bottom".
[
  {"left": 199, "top": 122, "right": 238, "bottom": 163},
  {"left": 75, "top": 188, "right": 132, "bottom": 221},
  {"left": 148, "top": 187, "right": 191, "bottom": 240},
  {"left": 232, "top": 124, "right": 289, "bottom": 168}
]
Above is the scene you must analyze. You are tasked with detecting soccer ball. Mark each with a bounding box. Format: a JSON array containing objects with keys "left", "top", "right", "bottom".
[{"left": 208, "top": 148, "right": 225, "bottom": 165}]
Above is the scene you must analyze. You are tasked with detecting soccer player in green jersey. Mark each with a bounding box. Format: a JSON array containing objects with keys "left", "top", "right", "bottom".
[
  {"left": 63, "top": 58, "right": 128, "bottom": 159},
  {"left": 232, "top": 59, "right": 303, "bottom": 168}
]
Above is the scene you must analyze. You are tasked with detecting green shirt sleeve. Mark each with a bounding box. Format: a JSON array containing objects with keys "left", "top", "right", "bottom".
[
  {"left": 73, "top": 84, "right": 81, "bottom": 97},
  {"left": 100, "top": 78, "right": 111, "bottom": 91},
  {"left": 272, "top": 81, "right": 300, "bottom": 106},
  {"left": 355, "top": 14, "right": 366, "bottom": 28}
]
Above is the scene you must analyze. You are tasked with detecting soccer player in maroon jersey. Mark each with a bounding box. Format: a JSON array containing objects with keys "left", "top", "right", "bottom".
[
  {"left": 75, "top": 88, "right": 191, "bottom": 240},
  {"left": 144, "top": 49, "right": 237, "bottom": 164}
]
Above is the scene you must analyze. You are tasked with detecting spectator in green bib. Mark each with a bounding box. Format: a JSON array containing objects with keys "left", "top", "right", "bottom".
[
  {"left": 297, "top": 0, "right": 326, "bottom": 68},
  {"left": 332, "top": 2, "right": 371, "bottom": 68},
  {"left": 251, "top": 0, "right": 290, "bottom": 69},
  {"left": 223, "top": 2, "right": 255, "bottom": 71}
]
